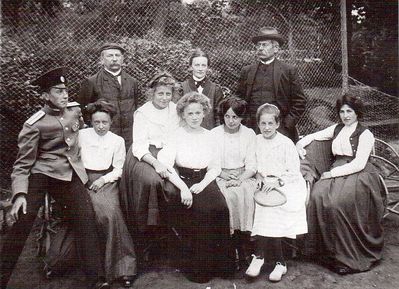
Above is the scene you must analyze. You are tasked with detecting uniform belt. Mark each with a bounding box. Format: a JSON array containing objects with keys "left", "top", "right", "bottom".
[{"left": 176, "top": 166, "right": 207, "bottom": 180}]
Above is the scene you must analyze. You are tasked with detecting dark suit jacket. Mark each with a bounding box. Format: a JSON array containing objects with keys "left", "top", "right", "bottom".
[
  {"left": 237, "top": 59, "right": 306, "bottom": 141},
  {"left": 78, "top": 68, "right": 139, "bottom": 149}
]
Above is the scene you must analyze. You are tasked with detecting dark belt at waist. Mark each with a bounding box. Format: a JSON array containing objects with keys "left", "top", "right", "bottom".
[
  {"left": 334, "top": 155, "right": 355, "bottom": 162},
  {"left": 85, "top": 167, "right": 112, "bottom": 175},
  {"left": 176, "top": 166, "right": 207, "bottom": 180}
]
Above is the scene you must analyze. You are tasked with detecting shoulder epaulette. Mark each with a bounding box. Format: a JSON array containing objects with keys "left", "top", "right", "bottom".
[
  {"left": 26, "top": 110, "right": 45, "bottom": 126},
  {"left": 67, "top": 101, "right": 80, "bottom": 107}
]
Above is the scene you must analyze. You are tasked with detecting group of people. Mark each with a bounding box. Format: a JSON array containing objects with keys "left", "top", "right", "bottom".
[{"left": 2, "top": 27, "right": 385, "bottom": 289}]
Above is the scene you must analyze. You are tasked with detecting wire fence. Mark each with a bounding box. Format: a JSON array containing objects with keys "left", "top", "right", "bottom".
[{"left": 1, "top": 0, "right": 398, "bottom": 190}]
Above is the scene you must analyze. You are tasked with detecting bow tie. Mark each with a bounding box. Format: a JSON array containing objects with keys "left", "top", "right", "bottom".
[{"left": 194, "top": 78, "right": 206, "bottom": 88}]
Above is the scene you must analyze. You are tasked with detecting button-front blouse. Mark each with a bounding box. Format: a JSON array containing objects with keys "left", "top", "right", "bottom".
[{"left": 79, "top": 128, "right": 126, "bottom": 183}]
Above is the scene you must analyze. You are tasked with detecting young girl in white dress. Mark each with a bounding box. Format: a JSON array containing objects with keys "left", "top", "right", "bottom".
[{"left": 246, "top": 103, "right": 307, "bottom": 282}]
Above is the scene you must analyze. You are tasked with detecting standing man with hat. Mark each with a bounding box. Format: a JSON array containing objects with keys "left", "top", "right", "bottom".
[
  {"left": 78, "top": 43, "right": 139, "bottom": 149},
  {"left": 237, "top": 27, "right": 306, "bottom": 142},
  {"left": 2, "top": 67, "right": 110, "bottom": 289}
]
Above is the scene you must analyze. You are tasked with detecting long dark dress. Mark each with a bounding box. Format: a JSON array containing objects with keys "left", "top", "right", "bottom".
[
  {"left": 305, "top": 123, "right": 385, "bottom": 271},
  {"left": 170, "top": 168, "right": 236, "bottom": 281},
  {"left": 119, "top": 145, "right": 178, "bottom": 236},
  {"left": 158, "top": 127, "right": 235, "bottom": 282},
  {"left": 87, "top": 170, "right": 137, "bottom": 281}
]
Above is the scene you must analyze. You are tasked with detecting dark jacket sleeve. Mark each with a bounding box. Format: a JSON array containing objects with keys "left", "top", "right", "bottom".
[
  {"left": 237, "top": 66, "right": 249, "bottom": 101},
  {"left": 77, "top": 78, "right": 96, "bottom": 108},
  {"left": 131, "top": 78, "right": 140, "bottom": 111},
  {"left": 77, "top": 78, "right": 97, "bottom": 124},
  {"left": 284, "top": 66, "right": 306, "bottom": 129},
  {"left": 214, "top": 84, "right": 224, "bottom": 126}
]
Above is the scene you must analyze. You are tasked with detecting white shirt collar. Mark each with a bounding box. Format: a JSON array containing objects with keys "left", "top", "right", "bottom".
[
  {"left": 104, "top": 67, "right": 122, "bottom": 77},
  {"left": 193, "top": 75, "right": 206, "bottom": 82},
  {"left": 260, "top": 58, "right": 275, "bottom": 65}
]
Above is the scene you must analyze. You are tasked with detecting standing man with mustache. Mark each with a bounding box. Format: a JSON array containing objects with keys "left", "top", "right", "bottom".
[
  {"left": 237, "top": 27, "right": 306, "bottom": 142},
  {"left": 78, "top": 43, "right": 139, "bottom": 149}
]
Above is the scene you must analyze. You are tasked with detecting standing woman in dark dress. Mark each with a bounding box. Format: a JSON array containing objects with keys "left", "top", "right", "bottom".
[
  {"left": 179, "top": 48, "right": 224, "bottom": 129},
  {"left": 296, "top": 93, "right": 385, "bottom": 274},
  {"left": 158, "top": 92, "right": 235, "bottom": 283}
]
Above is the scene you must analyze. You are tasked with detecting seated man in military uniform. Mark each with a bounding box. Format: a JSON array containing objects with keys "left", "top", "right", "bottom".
[{"left": 1, "top": 67, "right": 110, "bottom": 289}]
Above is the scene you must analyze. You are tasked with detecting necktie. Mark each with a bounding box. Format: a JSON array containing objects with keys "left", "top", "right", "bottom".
[
  {"left": 195, "top": 78, "right": 205, "bottom": 88},
  {"left": 113, "top": 72, "right": 121, "bottom": 85}
]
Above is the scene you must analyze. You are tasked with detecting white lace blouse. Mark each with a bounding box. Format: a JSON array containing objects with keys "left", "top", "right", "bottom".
[{"left": 132, "top": 101, "right": 180, "bottom": 160}]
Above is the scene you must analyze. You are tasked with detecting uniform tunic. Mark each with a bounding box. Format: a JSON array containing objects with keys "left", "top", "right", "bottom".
[
  {"left": 297, "top": 122, "right": 384, "bottom": 271},
  {"left": 79, "top": 128, "right": 137, "bottom": 281},
  {"left": 2, "top": 104, "right": 104, "bottom": 288},
  {"left": 211, "top": 125, "right": 258, "bottom": 233},
  {"left": 252, "top": 132, "right": 308, "bottom": 238}
]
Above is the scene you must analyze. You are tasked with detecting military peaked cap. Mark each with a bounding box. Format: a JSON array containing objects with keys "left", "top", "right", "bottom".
[{"left": 31, "top": 67, "right": 68, "bottom": 91}]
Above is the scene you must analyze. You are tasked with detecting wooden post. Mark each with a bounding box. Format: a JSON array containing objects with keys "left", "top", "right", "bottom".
[{"left": 341, "top": 0, "right": 349, "bottom": 93}]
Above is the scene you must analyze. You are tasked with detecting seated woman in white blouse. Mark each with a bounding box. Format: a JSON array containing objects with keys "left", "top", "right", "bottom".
[
  {"left": 158, "top": 92, "right": 235, "bottom": 283},
  {"left": 79, "top": 100, "right": 136, "bottom": 287},
  {"left": 211, "top": 97, "right": 257, "bottom": 268},
  {"left": 119, "top": 72, "right": 180, "bottom": 251},
  {"left": 296, "top": 93, "right": 384, "bottom": 275}
]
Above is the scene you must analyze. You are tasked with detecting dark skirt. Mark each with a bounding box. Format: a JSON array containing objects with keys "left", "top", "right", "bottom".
[
  {"left": 306, "top": 156, "right": 385, "bottom": 271},
  {"left": 170, "top": 167, "right": 235, "bottom": 281},
  {"left": 119, "top": 145, "right": 179, "bottom": 235},
  {"left": 87, "top": 170, "right": 137, "bottom": 281}
]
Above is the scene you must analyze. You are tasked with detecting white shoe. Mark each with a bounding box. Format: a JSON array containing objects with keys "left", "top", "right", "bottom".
[
  {"left": 245, "top": 255, "right": 264, "bottom": 277},
  {"left": 269, "top": 262, "right": 287, "bottom": 282}
]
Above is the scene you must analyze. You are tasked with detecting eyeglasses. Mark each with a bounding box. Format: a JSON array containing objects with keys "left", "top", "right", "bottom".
[{"left": 255, "top": 42, "right": 274, "bottom": 49}]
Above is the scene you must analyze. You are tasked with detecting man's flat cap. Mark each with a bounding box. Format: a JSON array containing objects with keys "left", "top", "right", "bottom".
[
  {"left": 31, "top": 67, "right": 68, "bottom": 90},
  {"left": 99, "top": 42, "right": 125, "bottom": 54}
]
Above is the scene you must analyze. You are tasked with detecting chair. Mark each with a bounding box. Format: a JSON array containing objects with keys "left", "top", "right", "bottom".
[
  {"left": 36, "top": 193, "right": 60, "bottom": 257},
  {"left": 0, "top": 189, "right": 12, "bottom": 233},
  {"left": 299, "top": 140, "right": 333, "bottom": 205},
  {"left": 371, "top": 138, "right": 399, "bottom": 218}
]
